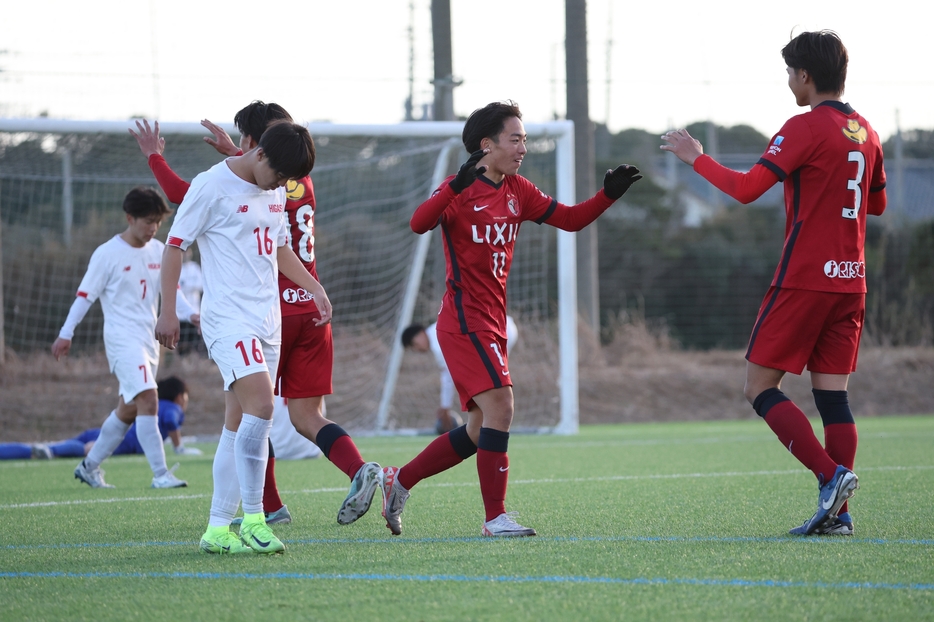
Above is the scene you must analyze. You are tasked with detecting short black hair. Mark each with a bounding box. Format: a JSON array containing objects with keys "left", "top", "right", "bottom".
[
  {"left": 123, "top": 186, "right": 171, "bottom": 219},
  {"left": 234, "top": 101, "right": 293, "bottom": 144},
  {"left": 157, "top": 376, "right": 188, "bottom": 402},
  {"left": 259, "top": 121, "right": 316, "bottom": 180},
  {"left": 462, "top": 100, "right": 522, "bottom": 153},
  {"left": 782, "top": 30, "right": 848, "bottom": 95},
  {"left": 401, "top": 324, "right": 425, "bottom": 347}
]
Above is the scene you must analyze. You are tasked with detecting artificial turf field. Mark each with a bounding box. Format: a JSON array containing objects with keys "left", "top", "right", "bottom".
[{"left": 2, "top": 415, "right": 932, "bottom": 621}]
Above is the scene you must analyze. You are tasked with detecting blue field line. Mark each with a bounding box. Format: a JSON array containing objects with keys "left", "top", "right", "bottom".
[
  {"left": 6, "top": 533, "right": 934, "bottom": 552},
  {"left": 1, "top": 569, "right": 932, "bottom": 592}
]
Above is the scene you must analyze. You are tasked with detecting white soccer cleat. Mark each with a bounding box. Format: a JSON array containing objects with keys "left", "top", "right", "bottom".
[
  {"left": 338, "top": 462, "right": 382, "bottom": 525},
  {"left": 380, "top": 466, "right": 410, "bottom": 536},
  {"left": 74, "top": 460, "right": 115, "bottom": 489},
  {"left": 152, "top": 463, "right": 188, "bottom": 488},
  {"left": 482, "top": 512, "right": 537, "bottom": 537}
]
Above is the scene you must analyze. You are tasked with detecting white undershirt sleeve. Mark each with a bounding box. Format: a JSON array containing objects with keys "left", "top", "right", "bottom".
[
  {"left": 174, "top": 287, "right": 198, "bottom": 323},
  {"left": 58, "top": 296, "right": 94, "bottom": 340}
]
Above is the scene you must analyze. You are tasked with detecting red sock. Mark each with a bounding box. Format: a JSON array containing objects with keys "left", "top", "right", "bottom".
[
  {"left": 764, "top": 401, "right": 838, "bottom": 484},
  {"left": 398, "top": 433, "right": 465, "bottom": 490},
  {"left": 263, "top": 456, "right": 284, "bottom": 513},
  {"left": 477, "top": 449, "right": 508, "bottom": 521},
  {"left": 327, "top": 435, "right": 366, "bottom": 480},
  {"left": 824, "top": 423, "right": 858, "bottom": 514}
]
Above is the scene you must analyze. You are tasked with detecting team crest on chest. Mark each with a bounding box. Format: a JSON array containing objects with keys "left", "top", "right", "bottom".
[{"left": 507, "top": 197, "right": 518, "bottom": 216}]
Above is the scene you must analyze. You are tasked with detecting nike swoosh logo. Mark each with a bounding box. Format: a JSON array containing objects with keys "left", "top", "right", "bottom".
[
  {"left": 473, "top": 204, "right": 489, "bottom": 211},
  {"left": 252, "top": 535, "right": 272, "bottom": 547},
  {"left": 499, "top": 466, "right": 509, "bottom": 472},
  {"left": 502, "top": 370, "right": 510, "bottom": 376},
  {"left": 821, "top": 497, "right": 835, "bottom": 510},
  {"left": 222, "top": 545, "right": 230, "bottom": 552}
]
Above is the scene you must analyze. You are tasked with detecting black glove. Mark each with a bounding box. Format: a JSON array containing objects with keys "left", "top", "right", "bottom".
[
  {"left": 603, "top": 164, "right": 643, "bottom": 200},
  {"left": 449, "top": 149, "right": 488, "bottom": 194}
]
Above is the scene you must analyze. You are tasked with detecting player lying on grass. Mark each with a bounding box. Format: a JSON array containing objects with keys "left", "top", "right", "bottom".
[
  {"left": 661, "top": 30, "right": 886, "bottom": 536},
  {"left": 371, "top": 100, "right": 641, "bottom": 538},
  {"left": 132, "top": 104, "right": 381, "bottom": 530},
  {"left": 52, "top": 188, "right": 199, "bottom": 490},
  {"left": 0, "top": 376, "right": 201, "bottom": 460},
  {"left": 156, "top": 121, "right": 329, "bottom": 555}
]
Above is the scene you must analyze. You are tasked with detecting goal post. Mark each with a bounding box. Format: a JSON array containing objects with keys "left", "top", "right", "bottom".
[{"left": 0, "top": 117, "right": 579, "bottom": 435}]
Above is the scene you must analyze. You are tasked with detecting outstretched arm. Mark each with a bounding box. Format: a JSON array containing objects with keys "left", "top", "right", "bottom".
[
  {"left": 661, "top": 129, "right": 778, "bottom": 204},
  {"left": 543, "top": 165, "right": 642, "bottom": 231}
]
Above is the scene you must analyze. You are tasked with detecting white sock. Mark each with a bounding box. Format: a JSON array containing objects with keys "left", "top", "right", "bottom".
[
  {"left": 235, "top": 414, "right": 272, "bottom": 515},
  {"left": 85, "top": 411, "right": 130, "bottom": 470},
  {"left": 208, "top": 427, "right": 240, "bottom": 528},
  {"left": 134, "top": 414, "right": 168, "bottom": 478}
]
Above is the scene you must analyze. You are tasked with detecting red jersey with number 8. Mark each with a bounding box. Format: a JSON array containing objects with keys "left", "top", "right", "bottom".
[
  {"left": 280, "top": 177, "right": 321, "bottom": 317},
  {"left": 756, "top": 101, "right": 886, "bottom": 294}
]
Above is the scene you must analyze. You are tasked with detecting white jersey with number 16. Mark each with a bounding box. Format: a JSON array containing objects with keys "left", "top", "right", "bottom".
[{"left": 166, "top": 160, "right": 287, "bottom": 349}]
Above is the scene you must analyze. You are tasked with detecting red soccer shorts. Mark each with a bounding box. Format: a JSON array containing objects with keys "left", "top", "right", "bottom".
[
  {"left": 436, "top": 329, "right": 512, "bottom": 412},
  {"left": 746, "top": 286, "right": 865, "bottom": 375},
  {"left": 276, "top": 312, "right": 333, "bottom": 398}
]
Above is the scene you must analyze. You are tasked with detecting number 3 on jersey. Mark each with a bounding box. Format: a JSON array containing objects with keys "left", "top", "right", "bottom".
[{"left": 843, "top": 151, "right": 866, "bottom": 220}]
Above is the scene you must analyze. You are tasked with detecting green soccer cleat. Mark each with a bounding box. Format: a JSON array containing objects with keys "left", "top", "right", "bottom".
[
  {"left": 239, "top": 514, "right": 285, "bottom": 554},
  {"left": 199, "top": 526, "right": 253, "bottom": 554}
]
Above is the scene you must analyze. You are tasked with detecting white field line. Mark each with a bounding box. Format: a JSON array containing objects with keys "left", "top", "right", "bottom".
[{"left": 2, "top": 464, "right": 931, "bottom": 510}]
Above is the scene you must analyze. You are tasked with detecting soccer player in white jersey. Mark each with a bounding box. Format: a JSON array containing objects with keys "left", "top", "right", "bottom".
[
  {"left": 156, "top": 121, "right": 329, "bottom": 555},
  {"left": 402, "top": 316, "right": 519, "bottom": 434},
  {"left": 52, "top": 187, "right": 199, "bottom": 489}
]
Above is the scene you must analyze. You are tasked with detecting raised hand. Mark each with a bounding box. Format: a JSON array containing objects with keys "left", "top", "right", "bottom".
[
  {"left": 201, "top": 119, "right": 239, "bottom": 156},
  {"left": 660, "top": 129, "right": 705, "bottom": 166},
  {"left": 449, "top": 148, "right": 489, "bottom": 194},
  {"left": 128, "top": 119, "right": 165, "bottom": 158},
  {"left": 603, "top": 164, "right": 643, "bottom": 200}
]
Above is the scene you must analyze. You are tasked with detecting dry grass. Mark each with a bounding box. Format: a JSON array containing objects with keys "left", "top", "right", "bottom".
[{"left": 2, "top": 325, "right": 932, "bottom": 442}]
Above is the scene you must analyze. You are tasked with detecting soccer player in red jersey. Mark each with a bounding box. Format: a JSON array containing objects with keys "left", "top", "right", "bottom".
[
  {"left": 375, "top": 100, "right": 642, "bottom": 537},
  {"left": 661, "top": 31, "right": 886, "bottom": 536},
  {"left": 132, "top": 103, "right": 381, "bottom": 529}
]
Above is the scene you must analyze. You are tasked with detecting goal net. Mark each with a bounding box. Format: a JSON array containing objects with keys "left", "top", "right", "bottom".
[{"left": 0, "top": 119, "right": 579, "bottom": 435}]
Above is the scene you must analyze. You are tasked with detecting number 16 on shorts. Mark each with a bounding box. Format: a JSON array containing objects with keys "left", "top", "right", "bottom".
[{"left": 209, "top": 334, "right": 280, "bottom": 391}]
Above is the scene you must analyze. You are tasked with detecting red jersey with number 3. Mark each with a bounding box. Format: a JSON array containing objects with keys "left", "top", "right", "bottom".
[
  {"left": 431, "top": 174, "right": 556, "bottom": 337},
  {"left": 756, "top": 101, "right": 886, "bottom": 293},
  {"left": 280, "top": 177, "right": 321, "bottom": 318}
]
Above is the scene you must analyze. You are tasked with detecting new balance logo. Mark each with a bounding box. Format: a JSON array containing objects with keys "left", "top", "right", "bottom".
[{"left": 236, "top": 205, "right": 249, "bottom": 213}]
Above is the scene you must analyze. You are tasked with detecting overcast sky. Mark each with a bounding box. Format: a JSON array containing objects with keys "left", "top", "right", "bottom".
[{"left": 2, "top": 0, "right": 931, "bottom": 141}]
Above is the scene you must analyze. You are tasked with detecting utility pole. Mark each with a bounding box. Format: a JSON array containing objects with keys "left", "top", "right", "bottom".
[
  {"left": 566, "top": 0, "right": 600, "bottom": 342},
  {"left": 431, "top": 0, "right": 461, "bottom": 121},
  {"left": 405, "top": 0, "right": 416, "bottom": 121}
]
